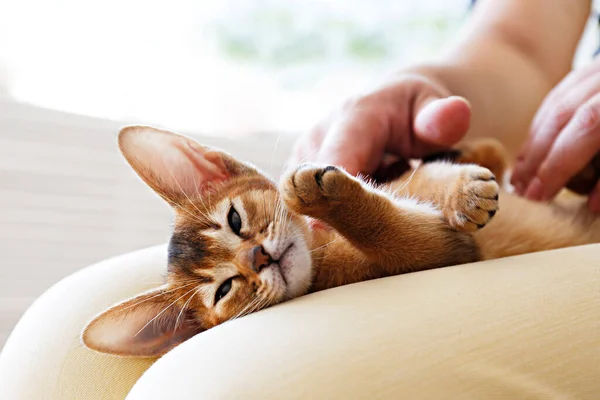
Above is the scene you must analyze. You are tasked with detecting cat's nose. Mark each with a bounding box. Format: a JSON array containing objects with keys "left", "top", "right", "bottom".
[{"left": 250, "top": 245, "right": 274, "bottom": 273}]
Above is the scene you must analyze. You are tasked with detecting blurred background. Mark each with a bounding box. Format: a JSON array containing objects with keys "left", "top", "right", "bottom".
[
  {"left": 1, "top": 0, "right": 476, "bottom": 134},
  {"left": 0, "top": 0, "right": 598, "bottom": 347}
]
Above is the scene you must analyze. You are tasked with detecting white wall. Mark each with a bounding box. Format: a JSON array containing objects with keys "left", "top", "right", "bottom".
[{"left": 0, "top": 100, "right": 294, "bottom": 347}]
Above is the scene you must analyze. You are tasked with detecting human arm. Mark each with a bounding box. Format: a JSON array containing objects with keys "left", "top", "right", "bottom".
[{"left": 291, "top": 0, "right": 591, "bottom": 176}]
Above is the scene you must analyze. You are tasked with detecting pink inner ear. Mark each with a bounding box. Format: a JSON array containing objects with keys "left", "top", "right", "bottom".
[
  {"left": 174, "top": 137, "right": 230, "bottom": 193},
  {"left": 119, "top": 126, "right": 232, "bottom": 204},
  {"left": 82, "top": 287, "right": 204, "bottom": 357}
]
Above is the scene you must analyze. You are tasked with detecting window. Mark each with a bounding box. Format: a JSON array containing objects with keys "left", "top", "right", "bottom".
[{"left": 0, "top": 0, "right": 470, "bottom": 137}]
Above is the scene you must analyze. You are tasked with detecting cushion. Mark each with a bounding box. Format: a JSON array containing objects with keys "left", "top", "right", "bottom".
[{"left": 1, "top": 244, "right": 599, "bottom": 399}]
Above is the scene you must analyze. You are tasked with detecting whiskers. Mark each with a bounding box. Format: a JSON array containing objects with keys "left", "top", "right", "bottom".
[
  {"left": 175, "top": 286, "right": 201, "bottom": 331},
  {"left": 191, "top": 173, "right": 214, "bottom": 220},
  {"left": 120, "top": 280, "right": 197, "bottom": 312},
  {"left": 387, "top": 161, "right": 420, "bottom": 199},
  {"left": 161, "top": 160, "right": 215, "bottom": 225},
  {"left": 309, "top": 239, "right": 337, "bottom": 254},
  {"left": 229, "top": 285, "right": 275, "bottom": 322},
  {"left": 133, "top": 284, "right": 199, "bottom": 337},
  {"left": 271, "top": 195, "right": 293, "bottom": 246}
]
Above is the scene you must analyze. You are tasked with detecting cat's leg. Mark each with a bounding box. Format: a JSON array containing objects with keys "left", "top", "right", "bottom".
[
  {"left": 390, "top": 162, "right": 500, "bottom": 233},
  {"left": 394, "top": 138, "right": 507, "bottom": 232},
  {"left": 280, "top": 165, "right": 481, "bottom": 273},
  {"left": 422, "top": 138, "right": 509, "bottom": 184}
]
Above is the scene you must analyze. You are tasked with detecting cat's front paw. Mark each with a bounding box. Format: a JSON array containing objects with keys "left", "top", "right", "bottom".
[
  {"left": 445, "top": 165, "right": 499, "bottom": 233},
  {"left": 280, "top": 164, "right": 359, "bottom": 218}
]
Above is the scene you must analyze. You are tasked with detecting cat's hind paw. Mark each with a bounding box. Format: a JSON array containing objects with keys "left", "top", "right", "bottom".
[
  {"left": 423, "top": 138, "right": 508, "bottom": 185},
  {"left": 445, "top": 165, "right": 499, "bottom": 233}
]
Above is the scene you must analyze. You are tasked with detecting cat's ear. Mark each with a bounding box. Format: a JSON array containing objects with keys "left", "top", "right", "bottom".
[
  {"left": 118, "top": 125, "right": 255, "bottom": 206},
  {"left": 82, "top": 286, "right": 203, "bottom": 357}
]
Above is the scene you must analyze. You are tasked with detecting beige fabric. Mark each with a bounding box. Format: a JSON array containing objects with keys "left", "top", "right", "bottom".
[
  {"left": 0, "top": 245, "right": 167, "bottom": 400},
  {"left": 1, "top": 245, "right": 599, "bottom": 399}
]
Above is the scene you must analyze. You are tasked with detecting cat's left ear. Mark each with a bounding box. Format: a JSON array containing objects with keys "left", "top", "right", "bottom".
[
  {"left": 81, "top": 286, "right": 203, "bottom": 357},
  {"left": 118, "top": 125, "right": 256, "bottom": 206}
]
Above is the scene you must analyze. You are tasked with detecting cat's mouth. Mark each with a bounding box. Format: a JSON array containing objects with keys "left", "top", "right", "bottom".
[
  {"left": 280, "top": 242, "right": 294, "bottom": 260},
  {"left": 273, "top": 243, "right": 294, "bottom": 285},
  {"left": 261, "top": 235, "right": 312, "bottom": 299}
]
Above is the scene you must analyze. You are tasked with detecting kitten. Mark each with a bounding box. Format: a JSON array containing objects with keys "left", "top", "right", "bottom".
[{"left": 82, "top": 126, "right": 600, "bottom": 357}]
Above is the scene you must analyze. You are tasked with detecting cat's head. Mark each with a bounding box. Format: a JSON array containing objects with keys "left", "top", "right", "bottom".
[{"left": 82, "top": 126, "right": 313, "bottom": 357}]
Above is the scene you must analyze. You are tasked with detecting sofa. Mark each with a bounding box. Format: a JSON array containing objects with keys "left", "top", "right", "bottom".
[{"left": 0, "top": 242, "right": 598, "bottom": 399}]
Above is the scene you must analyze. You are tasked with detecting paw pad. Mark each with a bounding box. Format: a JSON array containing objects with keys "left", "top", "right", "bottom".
[{"left": 447, "top": 166, "right": 500, "bottom": 233}]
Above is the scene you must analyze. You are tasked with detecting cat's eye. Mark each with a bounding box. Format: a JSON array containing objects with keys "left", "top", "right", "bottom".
[
  {"left": 215, "top": 277, "right": 234, "bottom": 304},
  {"left": 227, "top": 206, "right": 242, "bottom": 236}
]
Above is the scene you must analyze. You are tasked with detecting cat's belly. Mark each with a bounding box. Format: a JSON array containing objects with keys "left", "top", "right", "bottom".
[{"left": 473, "top": 190, "right": 594, "bottom": 260}]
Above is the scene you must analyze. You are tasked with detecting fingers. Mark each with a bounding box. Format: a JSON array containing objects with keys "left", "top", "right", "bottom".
[
  {"left": 528, "top": 65, "right": 597, "bottom": 140},
  {"left": 511, "top": 111, "right": 570, "bottom": 194},
  {"left": 382, "top": 82, "right": 464, "bottom": 158},
  {"left": 512, "top": 72, "right": 600, "bottom": 193},
  {"left": 523, "top": 92, "right": 600, "bottom": 201},
  {"left": 512, "top": 99, "right": 572, "bottom": 193},
  {"left": 413, "top": 95, "right": 471, "bottom": 150},
  {"left": 288, "top": 74, "right": 470, "bottom": 177},
  {"left": 315, "top": 109, "right": 390, "bottom": 176}
]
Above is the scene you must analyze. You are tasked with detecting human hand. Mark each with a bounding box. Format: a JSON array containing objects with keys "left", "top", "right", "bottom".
[
  {"left": 290, "top": 73, "right": 472, "bottom": 178},
  {"left": 511, "top": 59, "right": 600, "bottom": 212}
]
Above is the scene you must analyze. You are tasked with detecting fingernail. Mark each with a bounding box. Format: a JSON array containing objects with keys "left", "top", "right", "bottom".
[{"left": 524, "top": 176, "right": 544, "bottom": 201}]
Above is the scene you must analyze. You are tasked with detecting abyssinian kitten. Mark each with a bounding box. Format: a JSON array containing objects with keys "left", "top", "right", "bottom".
[{"left": 82, "top": 126, "right": 600, "bottom": 357}]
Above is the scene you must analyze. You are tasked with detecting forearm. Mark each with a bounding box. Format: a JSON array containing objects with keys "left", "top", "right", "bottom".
[
  {"left": 409, "top": 0, "right": 591, "bottom": 156},
  {"left": 424, "top": 38, "right": 556, "bottom": 156}
]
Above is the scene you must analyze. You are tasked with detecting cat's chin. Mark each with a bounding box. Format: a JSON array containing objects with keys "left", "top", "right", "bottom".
[{"left": 277, "top": 237, "right": 313, "bottom": 300}]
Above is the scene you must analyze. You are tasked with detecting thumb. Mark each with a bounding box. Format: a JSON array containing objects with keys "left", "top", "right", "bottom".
[
  {"left": 315, "top": 111, "right": 388, "bottom": 176},
  {"left": 413, "top": 95, "right": 471, "bottom": 150}
]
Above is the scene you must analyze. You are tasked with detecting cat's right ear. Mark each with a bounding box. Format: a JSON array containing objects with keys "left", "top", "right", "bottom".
[
  {"left": 81, "top": 286, "right": 203, "bottom": 357},
  {"left": 118, "top": 125, "right": 254, "bottom": 206}
]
